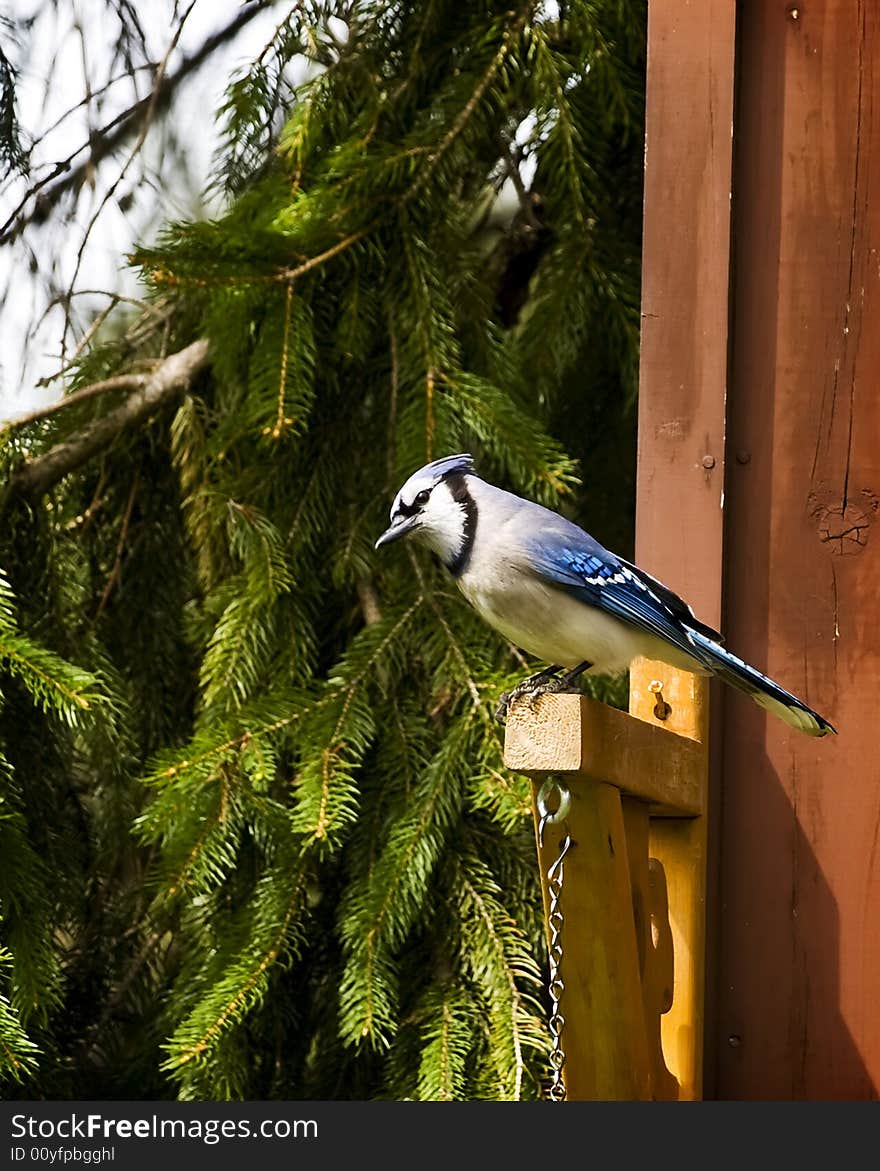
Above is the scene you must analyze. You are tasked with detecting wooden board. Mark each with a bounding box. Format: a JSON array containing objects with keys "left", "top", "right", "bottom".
[
  {"left": 716, "top": 0, "right": 880, "bottom": 1099},
  {"left": 530, "top": 779, "right": 653, "bottom": 1100},
  {"left": 504, "top": 691, "right": 703, "bottom": 814},
  {"left": 636, "top": 0, "right": 737, "bottom": 1099},
  {"left": 629, "top": 659, "right": 709, "bottom": 1099},
  {"left": 506, "top": 674, "right": 710, "bottom": 1099},
  {"left": 637, "top": 0, "right": 736, "bottom": 628}
]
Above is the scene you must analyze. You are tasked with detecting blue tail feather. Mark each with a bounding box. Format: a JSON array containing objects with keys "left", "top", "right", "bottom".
[{"left": 688, "top": 630, "right": 837, "bottom": 738}]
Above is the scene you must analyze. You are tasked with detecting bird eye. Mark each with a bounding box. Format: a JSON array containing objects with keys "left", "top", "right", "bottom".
[{"left": 414, "top": 489, "right": 430, "bottom": 506}]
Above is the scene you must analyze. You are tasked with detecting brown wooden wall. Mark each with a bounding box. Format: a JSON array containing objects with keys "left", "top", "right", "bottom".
[{"left": 638, "top": 0, "right": 880, "bottom": 1098}]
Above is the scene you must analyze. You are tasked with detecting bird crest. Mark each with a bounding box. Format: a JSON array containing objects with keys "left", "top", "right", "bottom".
[{"left": 419, "top": 453, "right": 476, "bottom": 481}]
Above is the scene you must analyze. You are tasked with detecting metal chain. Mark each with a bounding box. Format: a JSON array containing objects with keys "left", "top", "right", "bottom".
[{"left": 537, "top": 778, "right": 572, "bottom": 1103}]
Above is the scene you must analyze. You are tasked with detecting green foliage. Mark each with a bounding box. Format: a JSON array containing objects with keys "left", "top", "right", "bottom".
[
  {"left": 0, "top": 568, "right": 107, "bottom": 1084},
  {"left": 0, "top": 0, "right": 645, "bottom": 1099},
  {"left": 0, "top": 948, "right": 40, "bottom": 1083},
  {"left": 0, "top": 569, "right": 100, "bottom": 721}
]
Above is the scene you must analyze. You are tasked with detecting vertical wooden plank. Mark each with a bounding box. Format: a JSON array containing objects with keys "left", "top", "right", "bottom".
[
  {"left": 531, "top": 779, "right": 652, "bottom": 1100},
  {"left": 718, "top": 0, "right": 880, "bottom": 1099},
  {"left": 622, "top": 797, "right": 678, "bottom": 1099},
  {"left": 646, "top": 812, "right": 706, "bottom": 1096},
  {"left": 637, "top": 0, "right": 736, "bottom": 628},
  {"left": 629, "top": 659, "right": 709, "bottom": 1099},
  {"left": 636, "top": 0, "right": 737, "bottom": 1099}
]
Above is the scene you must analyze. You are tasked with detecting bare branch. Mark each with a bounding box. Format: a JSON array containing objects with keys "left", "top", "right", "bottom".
[
  {"left": 356, "top": 577, "right": 382, "bottom": 626},
  {"left": 33, "top": 291, "right": 168, "bottom": 387},
  {"left": 61, "top": 0, "right": 200, "bottom": 353},
  {"left": 93, "top": 472, "right": 140, "bottom": 620},
  {"left": 7, "top": 338, "right": 210, "bottom": 499},
  {"left": 3, "top": 374, "right": 148, "bottom": 431},
  {"left": 0, "top": 1, "right": 268, "bottom": 243}
]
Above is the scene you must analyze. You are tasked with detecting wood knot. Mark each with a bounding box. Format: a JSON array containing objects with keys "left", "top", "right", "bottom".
[{"left": 809, "top": 493, "right": 871, "bottom": 556}]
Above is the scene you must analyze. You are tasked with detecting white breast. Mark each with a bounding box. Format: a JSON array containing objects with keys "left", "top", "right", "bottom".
[{"left": 458, "top": 560, "right": 650, "bottom": 673}]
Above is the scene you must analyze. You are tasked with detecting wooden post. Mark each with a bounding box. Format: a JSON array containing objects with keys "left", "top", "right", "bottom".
[
  {"left": 630, "top": 660, "right": 709, "bottom": 1100},
  {"left": 716, "top": 1, "right": 880, "bottom": 1098},
  {"left": 532, "top": 777, "right": 653, "bottom": 1100},
  {"left": 628, "top": 0, "right": 738, "bottom": 1100},
  {"left": 505, "top": 681, "right": 709, "bottom": 1100},
  {"left": 636, "top": 0, "right": 735, "bottom": 630}
]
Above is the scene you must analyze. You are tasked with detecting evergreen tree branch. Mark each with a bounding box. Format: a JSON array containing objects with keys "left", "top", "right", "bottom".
[
  {"left": 6, "top": 338, "right": 210, "bottom": 500},
  {"left": 0, "top": 0, "right": 646, "bottom": 1099},
  {"left": 169, "top": 865, "right": 308, "bottom": 1069},
  {"left": 275, "top": 227, "right": 372, "bottom": 282},
  {"left": 403, "top": 4, "right": 533, "bottom": 204},
  {"left": 459, "top": 870, "right": 525, "bottom": 1099},
  {"left": 0, "top": 973, "right": 40, "bottom": 1083},
  {"left": 415, "top": 985, "right": 472, "bottom": 1100},
  {"left": 0, "top": 636, "right": 94, "bottom": 713},
  {"left": 406, "top": 549, "right": 481, "bottom": 707}
]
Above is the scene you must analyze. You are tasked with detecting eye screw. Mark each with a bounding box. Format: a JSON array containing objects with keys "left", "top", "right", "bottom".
[{"left": 648, "top": 679, "right": 671, "bottom": 721}]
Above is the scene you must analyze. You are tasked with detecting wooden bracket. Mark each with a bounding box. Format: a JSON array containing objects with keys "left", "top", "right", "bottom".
[{"left": 503, "top": 657, "right": 710, "bottom": 1101}]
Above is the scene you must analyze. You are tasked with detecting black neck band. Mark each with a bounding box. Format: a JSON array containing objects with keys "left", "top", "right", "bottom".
[{"left": 443, "top": 473, "right": 477, "bottom": 577}]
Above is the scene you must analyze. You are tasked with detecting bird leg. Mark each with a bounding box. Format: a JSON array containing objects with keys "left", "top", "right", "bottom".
[
  {"left": 494, "top": 665, "right": 562, "bottom": 722},
  {"left": 494, "top": 662, "right": 593, "bottom": 723},
  {"left": 518, "top": 664, "right": 565, "bottom": 691},
  {"left": 545, "top": 660, "right": 593, "bottom": 691}
]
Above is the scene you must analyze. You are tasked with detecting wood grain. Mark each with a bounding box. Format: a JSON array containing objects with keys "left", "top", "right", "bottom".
[
  {"left": 530, "top": 778, "right": 653, "bottom": 1100},
  {"left": 635, "top": 0, "right": 737, "bottom": 1100},
  {"left": 717, "top": 0, "right": 880, "bottom": 1099},
  {"left": 504, "top": 690, "right": 703, "bottom": 815},
  {"left": 636, "top": 0, "right": 735, "bottom": 628}
]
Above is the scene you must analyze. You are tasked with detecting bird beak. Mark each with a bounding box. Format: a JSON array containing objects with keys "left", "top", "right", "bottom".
[{"left": 375, "top": 514, "right": 418, "bottom": 549}]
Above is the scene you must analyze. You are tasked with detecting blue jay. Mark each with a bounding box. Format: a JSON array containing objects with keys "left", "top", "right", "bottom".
[{"left": 375, "top": 453, "right": 836, "bottom": 737}]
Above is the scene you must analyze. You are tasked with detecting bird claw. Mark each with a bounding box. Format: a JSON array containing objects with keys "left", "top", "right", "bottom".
[
  {"left": 494, "top": 693, "right": 512, "bottom": 723},
  {"left": 493, "top": 675, "right": 568, "bottom": 724},
  {"left": 494, "top": 664, "right": 592, "bottom": 724}
]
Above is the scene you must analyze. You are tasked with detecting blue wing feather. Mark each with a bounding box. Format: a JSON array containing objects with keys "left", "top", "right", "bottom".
[
  {"left": 524, "top": 531, "right": 710, "bottom": 665},
  {"left": 521, "top": 525, "right": 836, "bottom": 736}
]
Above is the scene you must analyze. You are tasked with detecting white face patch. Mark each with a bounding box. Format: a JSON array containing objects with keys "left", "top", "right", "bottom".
[
  {"left": 379, "top": 460, "right": 477, "bottom": 573},
  {"left": 409, "top": 480, "right": 469, "bottom": 561}
]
